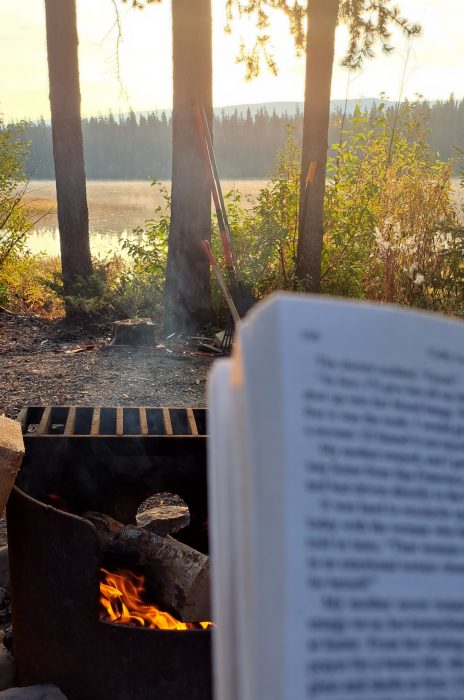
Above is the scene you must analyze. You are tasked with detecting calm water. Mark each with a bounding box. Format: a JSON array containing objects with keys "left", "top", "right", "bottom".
[
  {"left": 24, "top": 180, "right": 265, "bottom": 258},
  {"left": 25, "top": 178, "right": 463, "bottom": 258}
]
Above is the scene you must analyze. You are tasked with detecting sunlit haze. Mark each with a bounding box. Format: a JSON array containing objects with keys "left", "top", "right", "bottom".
[{"left": 1, "top": 0, "right": 463, "bottom": 121}]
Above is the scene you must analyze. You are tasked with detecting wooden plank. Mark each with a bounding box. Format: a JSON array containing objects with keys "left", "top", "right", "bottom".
[
  {"left": 91, "top": 407, "right": 101, "bottom": 436},
  {"left": 162, "top": 408, "right": 173, "bottom": 436},
  {"left": 116, "top": 407, "right": 124, "bottom": 436},
  {"left": 186, "top": 407, "right": 198, "bottom": 436},
  {"left": 37, "top": 407, "right": 52, "bottom": 436},
  {"left": 64, "top": 406, "right": 76, "bottom": 436},
  {"left": 139, "top": 407, "right": 148, "bottom": 436}
]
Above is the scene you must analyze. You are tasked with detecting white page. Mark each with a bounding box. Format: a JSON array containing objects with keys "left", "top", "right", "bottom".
[
  {"left": 244, "top": 297, "right": 464, "bottom": 700},
  {"left": 236, "top": 302, "right": 289, "bottom": 700},
  {"left": 236, "top": 294, "right": 464, "bottom": 700},
  {"left": 208, "top": 361, "right": 239, "bottom": 700}
]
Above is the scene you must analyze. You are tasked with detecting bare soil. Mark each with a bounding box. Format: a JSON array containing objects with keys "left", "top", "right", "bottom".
[{"left": 0, "top": 309, "right": 213, "bottom": 420}]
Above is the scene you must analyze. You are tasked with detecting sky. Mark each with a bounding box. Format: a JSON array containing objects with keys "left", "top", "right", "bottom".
[{"left": 0, "top": 0, "right": 463, "bottom": 121}]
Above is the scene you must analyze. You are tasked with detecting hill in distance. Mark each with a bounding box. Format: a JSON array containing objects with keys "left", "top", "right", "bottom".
[
  {"left": 122, "top": 98, "right": 397, "bottom": 122},
  {"left": 213, "top": 98, "right": 397, "bottom": 117}
]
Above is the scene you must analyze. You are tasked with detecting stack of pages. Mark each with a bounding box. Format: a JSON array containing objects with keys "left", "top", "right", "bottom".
[{"left": 208, "top": 293, "right": 464, "bottom": 700}]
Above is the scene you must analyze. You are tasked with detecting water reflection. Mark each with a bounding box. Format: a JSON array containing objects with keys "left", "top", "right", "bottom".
[{"left": 27, "top": 228, "right": 142, "bottom": 259}]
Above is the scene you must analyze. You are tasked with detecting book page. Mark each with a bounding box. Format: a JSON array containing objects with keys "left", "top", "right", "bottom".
[
  {"left": 268, "top": 295, "right": 464, "bottom": 700},
  {"left": 208, "top": 361, "right": 240, "bottom": 700}
]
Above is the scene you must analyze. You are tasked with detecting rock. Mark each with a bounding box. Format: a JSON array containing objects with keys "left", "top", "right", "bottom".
[
  {"left": 0, "top": 646, "right": 15, "bottom": 691},
  {"left": 0, "top": 686, "right": 67, "bottom": 700},
  {"left": 0, "top": 549, "right": 8, "bottom": 590}
]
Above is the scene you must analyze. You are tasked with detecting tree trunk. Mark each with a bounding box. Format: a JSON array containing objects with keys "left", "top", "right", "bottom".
[
  {"left": 164, "top": 0, "right": 212, "bottom": 334},
  {"left": 44, "top": 0, "right": 92, "bottom": 290},
  {"left": 295, "top": 0, "right": 339, "bottom": 292}
]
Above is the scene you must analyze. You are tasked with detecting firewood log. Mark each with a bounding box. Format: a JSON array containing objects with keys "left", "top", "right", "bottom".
[
  {"left": 136, "top": 504, "right": 190, "bottom": 537},
  {"left": 85, "top": 511, "right": 210, "bottom": 622},
  {"left": 0, "top": 415, "right": 25, "bottom": 515}
]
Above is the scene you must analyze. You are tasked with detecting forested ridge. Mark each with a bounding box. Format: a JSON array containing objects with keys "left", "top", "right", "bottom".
[{"left": 11, "top": 96, "right": 464, "bottom": 180}]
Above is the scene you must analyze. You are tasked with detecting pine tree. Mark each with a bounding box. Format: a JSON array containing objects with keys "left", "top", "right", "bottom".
[
  {"left": 164, "top": 0, "right": 213, "bottom": 332},
  {"left": 226, "top": 0, "right": 421, "bottom": 290},
  {"left": 44, "top": 0, "right": 93, "bottom": 295}
]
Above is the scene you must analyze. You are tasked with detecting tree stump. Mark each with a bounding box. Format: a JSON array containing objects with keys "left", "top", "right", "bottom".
[{"left": 109, "top": 319, "right": 155, "bottom": 347}]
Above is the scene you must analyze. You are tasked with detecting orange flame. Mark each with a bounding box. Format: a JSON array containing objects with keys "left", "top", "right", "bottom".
[{"left": 100, "top": 568, "right": 212, "bottom": 631}]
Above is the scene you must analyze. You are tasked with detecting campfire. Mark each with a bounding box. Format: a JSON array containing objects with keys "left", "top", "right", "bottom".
[
  {"left": 8, "top": 405, "right": 213, "bottom": 700},
  {"left": 100, "top": 568, "right": 212, "bottom": 630}
]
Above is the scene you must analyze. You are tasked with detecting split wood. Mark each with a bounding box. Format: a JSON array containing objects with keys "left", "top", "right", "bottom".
[{"left": 0, "top": 415, "right": 25, "bottom": 515}]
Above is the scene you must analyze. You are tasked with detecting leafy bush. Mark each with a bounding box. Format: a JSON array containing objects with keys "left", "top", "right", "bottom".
[
  {"left": 122, "top": 179, "right": 170, "bottom": 291},
  {"left": 322, "top": 103, "right": 464, "bottom": 313},
  {"left": 44, "top": 257, "right": 162, "bottom": 321},
  {"left": 0, "top": 120, "right": 32, "bottom": 269},
  {"left": 0, "top": 253, "right": 63, "bottom": 316},
  {"left": 33, "top": 180, "right": 168, "bottom": 321},
  {"left": 225, "top": 105, "right": 464, "bottom": 315},
  {"left": 217, "top": 129, "right": 301, "bottom": 297}
]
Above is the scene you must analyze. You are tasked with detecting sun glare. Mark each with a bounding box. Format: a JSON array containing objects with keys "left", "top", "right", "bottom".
[{"left": 0, "top": 0, "right": 462, "bottom": 121}]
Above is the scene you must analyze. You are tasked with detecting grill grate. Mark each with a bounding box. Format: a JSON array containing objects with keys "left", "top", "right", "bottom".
[{"left": 17, "top": 406, "right": 207, "bottom": 437}]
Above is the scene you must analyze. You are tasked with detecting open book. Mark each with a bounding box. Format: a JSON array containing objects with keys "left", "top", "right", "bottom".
[{"left": 208, "top": 293, "right": 464, "bottom": 700}]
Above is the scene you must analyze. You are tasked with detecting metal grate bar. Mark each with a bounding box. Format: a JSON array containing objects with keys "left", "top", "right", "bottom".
[
  {"left": 90, "top": 408, "right": 101, "bottom": 436},
  {"left": 187, "top": 408, "right": 198, "bottom": 436},
  {"left": 116, "top": 407, "right": 124, "bottom": 436},
  {"left": 64, "top": 407, "right": 76, "bottom": 436},
  {"left": 20, "top": 405, "right": 206, "bottom": 436},
  {"left": 162, "top": 408, "right": 173, "bottom": 436},
  {"left": 38, "top": 407, "right": 52, "bottom": 435},
  {"left": 139, "top": 407, "right": 148, "bottom": 436}
]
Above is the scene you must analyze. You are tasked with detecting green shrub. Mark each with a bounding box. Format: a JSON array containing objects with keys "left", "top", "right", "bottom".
[
  {"left": 322, "top": 103, "right": 464, "bottom": 313},
  {"left": 225, "top": 104, "right": 464, "bottom": 316},
  {"left": 44, "top": 257, "right": 162, "bottom": 322},
  {"left": 0, "top": 119, "right": 32, "bottom": 269},
  {"left": 0, "top": 252, "right": 63, "bottom": 316},
  {"left": 218, "top": 129, "right": 301, "bottom": 297},
  {"left": 122, "top": 179, "right": 169, "bottom": 290}
]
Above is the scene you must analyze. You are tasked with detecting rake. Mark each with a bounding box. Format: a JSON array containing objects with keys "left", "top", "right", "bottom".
[{"left": 194, "top": 103, "right": 256, "bottom": 350}]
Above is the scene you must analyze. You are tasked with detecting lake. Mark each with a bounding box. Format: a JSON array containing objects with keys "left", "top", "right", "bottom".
[
  {"left": 24, "top": 177, "right": 463, "bottom": 258},
  {"left": 24, "top": 180, "right": 266, "bottom": 258}
]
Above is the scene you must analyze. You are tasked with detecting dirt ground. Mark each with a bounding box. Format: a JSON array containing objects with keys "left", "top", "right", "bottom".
[{"left": 0, "top": 309, "right": 214, "bottom": 419}]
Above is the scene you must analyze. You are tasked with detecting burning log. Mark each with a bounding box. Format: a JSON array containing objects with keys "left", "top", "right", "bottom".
[
  {"left": 100, "top": 567, "right": 211, "bottom": 630},
  {"left": 85, "top": 512, "right": 210, "bottom": 622},
  {"left": 108, "top": 318, "right": 155, "bottom": 348},
  {"left": 0, "top": 415, "right": 25, "bottom": 515}
]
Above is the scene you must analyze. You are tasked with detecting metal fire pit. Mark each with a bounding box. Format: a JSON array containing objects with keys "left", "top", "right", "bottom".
[{"left": 7, "top": 406, "right": 212, "bottom": 700}]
